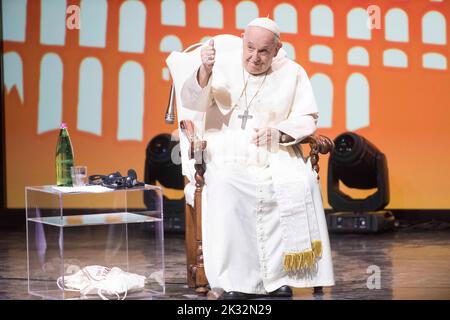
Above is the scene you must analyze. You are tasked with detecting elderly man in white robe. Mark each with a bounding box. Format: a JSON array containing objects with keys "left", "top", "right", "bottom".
[{"left": 180, "top": 18, "right": 335, "bottom": 299}]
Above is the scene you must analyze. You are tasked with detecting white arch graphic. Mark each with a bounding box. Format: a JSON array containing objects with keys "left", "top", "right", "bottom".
[
  {"left": 282, "top": 42, "right": 296, "bottom": 60},
  {"left": 423, "top": 53, "right": 447, "bottom": 70},
  {"left": 160, "top": 35, "right": 183, "bottom": 52},
  {"left": 199, "top": 0, "right": 223, "bottom": 29},
  {"left": 2, "top": 0, "right": 27, "bottom": 42},
  {"left": 385, "top": 8, "right": 409, "bottom": 42},
  {"left": 309, "top": 45, "right": 333, "bottom": 64},
  {"left": 162, "top": 68, "right": 170, "bottom": 81},
  {"left": 274, "top": 3, "right": 297, "bottom": 34},
  {"left": 236, "top": 1, "right": 259, "bottom": 29},
  {"left": 3, "top": 52, "right": 24, "bottom": 103},
  {"left": 348, "top": 46, "right": 369, "bottom": 66},
  {"left": 347, "top": 8, "right": 371, "bottom": 40},
  {"left": 161, "top": 0, "right": 186, "bottom": 26},
  {"left": 38, "top": 53, "right": 63, "bottom": 134},
  {"left": 78, "top": 58, "right": 103, "bottom": 136},
  {"left": 311, "top": 5, "right": 334, "bottom": 37},
  {"left": 40, "top": 0, "right": 67, "bottom": 45},
  {"left": 383, "top": 49, "right": 408, "bottom": 68},
  {"left": 422, "top": 11, "right": 447, "bottom": 45},
  {"left": 346, "top": 73, "right": 369, "bottom": 131},
  {"left": 80, "top": 0, "right": 108, "bottom": 48},
  {"left": 118, "top": 61, "right": 144, "bottom": 141},
  {"left": 119, "top": 0, "right": 147, "bottom": 53},
  {"left": 311, "top": 73, "right": 333, "bottom": 128}
]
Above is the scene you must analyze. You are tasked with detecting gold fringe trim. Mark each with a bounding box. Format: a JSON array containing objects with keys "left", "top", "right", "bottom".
[
  {"left": 312, "top": 240, "right": 322, "bottom": 259},
  {"left": 283, "top": 240, "right": 323, "bottom": 272}
]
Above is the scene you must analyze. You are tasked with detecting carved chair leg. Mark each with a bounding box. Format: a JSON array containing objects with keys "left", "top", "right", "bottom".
[
  {"left": 185, "top": 202, "right": 196, "bottom": 288},
  {"left": 193, "top": 158, "right": 209, "bottom": 295},
  {"left": 195, "top": 286, "right": 209, "bottom": 295},
  {"left": 181, "top": 121, "right": 210, "bottom": 294},
  {"left": 194, "top": 242, "right": 209, "bottom": 295}
]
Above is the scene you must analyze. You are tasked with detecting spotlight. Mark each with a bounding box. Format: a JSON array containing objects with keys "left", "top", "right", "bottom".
[
  {"left": 144, "top": 133, "right": 185, "bottom": 232},
  {"left": 326, "top": 132, "right": 395, "bottom": 233},
  {"left": 145, "top": 133, "right": 184, "bottom": 190}
]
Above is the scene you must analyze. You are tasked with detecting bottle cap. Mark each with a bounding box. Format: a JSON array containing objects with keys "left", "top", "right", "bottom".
[{"left": 60, "top": 123, "right": 67, "bottom": 129}]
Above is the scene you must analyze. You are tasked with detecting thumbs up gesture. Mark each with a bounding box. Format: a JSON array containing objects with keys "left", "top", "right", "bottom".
[{"left": 200, "top": 39, "right": 215, "bottom": 75}]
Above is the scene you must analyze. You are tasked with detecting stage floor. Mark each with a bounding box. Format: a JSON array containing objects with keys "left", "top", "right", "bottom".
[{"left": 1, "top": 221, "right": 449, "bottom": 300}]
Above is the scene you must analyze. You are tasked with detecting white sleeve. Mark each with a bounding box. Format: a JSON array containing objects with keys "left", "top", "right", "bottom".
[
  {"left": 272, "top": 66, "right": 318, "bottom": 146},
  {"left": 180, "top": 69, "right": 214, "bottom": 112}
]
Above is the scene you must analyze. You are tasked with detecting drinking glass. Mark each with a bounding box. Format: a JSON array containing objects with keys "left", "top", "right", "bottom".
[{"left": 70, "top": 166, "right": 88, "bottom": 187}]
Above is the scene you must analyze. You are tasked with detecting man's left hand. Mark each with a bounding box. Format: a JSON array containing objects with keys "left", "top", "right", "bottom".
[{"left": 251, "top": 128, "right": 280, "bottom": 147}]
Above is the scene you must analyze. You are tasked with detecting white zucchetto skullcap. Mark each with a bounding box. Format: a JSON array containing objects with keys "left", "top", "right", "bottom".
[{"left": 247, "top": 17, "right": 281, "bottom": 38}]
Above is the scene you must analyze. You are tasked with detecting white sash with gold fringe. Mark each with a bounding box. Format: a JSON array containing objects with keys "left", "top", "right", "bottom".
[{"left": 269, "top": 149, "right": 322, "bottom": 272}]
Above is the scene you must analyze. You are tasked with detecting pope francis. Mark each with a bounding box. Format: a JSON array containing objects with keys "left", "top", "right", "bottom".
[{"left": 178, "top": 17, "right": 335, "bottom": 299}]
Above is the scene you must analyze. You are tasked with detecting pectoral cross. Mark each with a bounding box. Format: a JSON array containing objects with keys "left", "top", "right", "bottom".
[{"left": 238, "top": 109, "right": 253, "bottom": 129}]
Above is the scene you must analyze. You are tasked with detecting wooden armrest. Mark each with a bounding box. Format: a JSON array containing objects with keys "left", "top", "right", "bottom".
[
  {"left": 180, "top": 122, "right": 333, "bottom": 180},
  {"left": 180, "top": 120, "right": 207, "bottom": 188},
  {"left": 180, "top": 120, "right": 196, "bottom": 143},
  {"left": 180, "top": 120, "right": 207, "bottom": 161},
  {"left": 300, "top": 135, "right": 334, "bottom": 154},
  {"left": 296, "top": 134, "right": 334, "bottom": 177}
]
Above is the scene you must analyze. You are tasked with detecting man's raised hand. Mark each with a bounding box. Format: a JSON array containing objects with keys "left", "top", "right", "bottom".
[
  {"left": 197, "top": 39, "right": 215, "bottom": 88},
  {"left": 201, "top": 39, "right": 215, "bottom": 74}
]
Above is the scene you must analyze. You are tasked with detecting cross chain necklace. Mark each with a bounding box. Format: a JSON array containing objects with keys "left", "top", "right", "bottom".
[{"left": 237, "top": 67, "right": 268, "bottom": 129}]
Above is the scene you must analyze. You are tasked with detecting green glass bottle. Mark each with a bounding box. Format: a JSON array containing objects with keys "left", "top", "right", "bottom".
[{"left": 56, "top": 123, "right": 74, "bottom": 186}]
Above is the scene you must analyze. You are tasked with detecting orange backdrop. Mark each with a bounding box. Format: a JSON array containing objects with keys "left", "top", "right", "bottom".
[{"left": 3, "top": 0, "right": 450, "bottom": 209}]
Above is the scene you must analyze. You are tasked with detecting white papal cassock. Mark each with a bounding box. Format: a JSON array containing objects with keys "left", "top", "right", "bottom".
[{"left": 169, "top": 35, "right": 334, "bottom": 295}]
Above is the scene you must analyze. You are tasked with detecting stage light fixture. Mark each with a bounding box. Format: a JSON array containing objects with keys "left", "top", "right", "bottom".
[
  {"left": 144, "top": 133, "right": 185, "bottom": 232},
  {"left": 326, "top": 132, "right": 395, "bottom": 233},
  {"left": 145, "top": 133, "right": 184, "bottom": 190}
]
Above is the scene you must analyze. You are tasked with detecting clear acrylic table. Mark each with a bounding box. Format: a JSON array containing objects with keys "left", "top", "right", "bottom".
[{"left": 25, "top": 185, "right": 164, "bottom": 300}]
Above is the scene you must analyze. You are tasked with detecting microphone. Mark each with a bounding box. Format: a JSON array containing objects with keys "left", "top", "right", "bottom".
[{"left": 164, "top": 85, "right": 176, "bottom": 124}]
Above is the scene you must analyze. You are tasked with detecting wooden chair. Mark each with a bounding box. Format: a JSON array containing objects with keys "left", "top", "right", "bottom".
[{"left": 180, "top": 119, "right": 334, "bottom": 295}]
